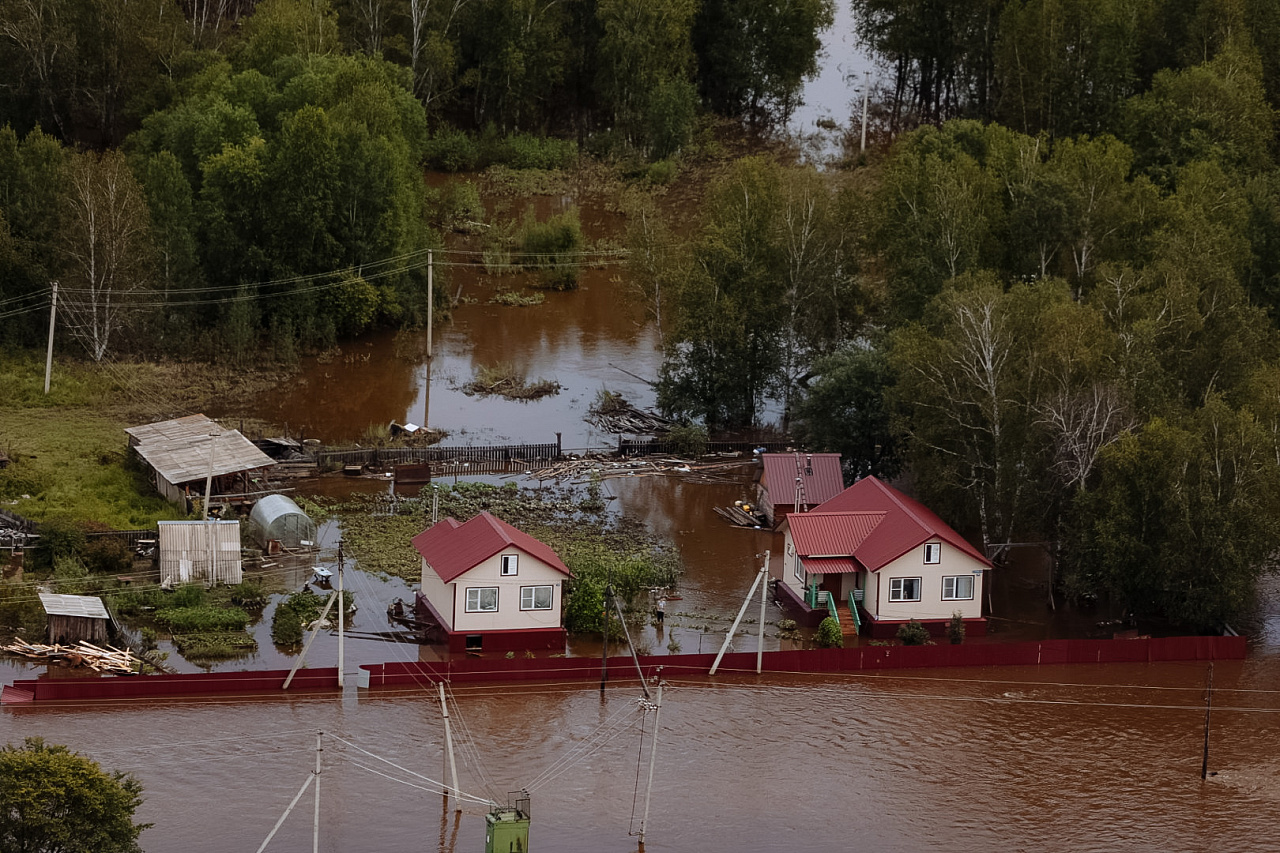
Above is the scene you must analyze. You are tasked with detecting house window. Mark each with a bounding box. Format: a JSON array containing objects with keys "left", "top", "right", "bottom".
[
  {"left": 465, "top": 587, "right": 499, "bottom": 612},
  {"left": 942, "top": 575, "right": 975, "bottom": 600},
  {"left": 501, "top": 554, "right": 519, "bottom": 576},
  {"left": 794, "top": 555, "right": 805, "bottom": 582},
  {"left": 520, "top": 585, "right": 554, "bottom": 611},
  {"left": 889, "top": 577, "right": 922, "bottom": 602},
  {"left": 924, "top": 543, "right": 941, "bottom": 564}
]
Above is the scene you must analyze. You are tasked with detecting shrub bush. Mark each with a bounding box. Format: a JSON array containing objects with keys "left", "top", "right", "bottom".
[
  {"left": 153, "top": 605, "right": 251, "bottom": 633},
  {"left": 519, "top": 208, "right": 584, "bottom": 290},
  {"left": 82, "top": 537, "right": 133, "bottom": 575},
  {"left": 896, "top": 619, "right": 932, "bottom": 646},
  {"left": 424, "top": 128, "right": 480, "bottom": 172},
  {"left": 815, "top": 616, "right": 843, "bottom": 648},
  {"left": 948, "top": 611, "right": 966, "bottom": 644},
  {"left": 666, "top": 423, "right": 708, "bottom": 458},
  {"left": 647, "top": 159, "right": 678, "bottom": 185}
]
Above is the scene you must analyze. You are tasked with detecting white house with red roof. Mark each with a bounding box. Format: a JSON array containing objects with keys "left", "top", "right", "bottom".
[
  {"left": 777, "top": 476, "right": 990, "bottom": 639},
  {"left": 755, "top": 452, "right": 845, "bottom": 527},
  {"left": 412, "top": 511, "right": 573, "bottom": 653}
]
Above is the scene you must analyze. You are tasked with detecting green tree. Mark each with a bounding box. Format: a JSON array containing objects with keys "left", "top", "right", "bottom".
[
  {"left": 0, "top": 737, "right": 149, "bottom": 853},
  {"left": 596, "top": 0, "right": 698, "bottom": 156},
  {"left": 994, "top": 0, "right": 1154, "bottom": 138},
  {"left": 793, "top": 343, "right": 899, "bottom": 480},
  {"left": 1064, "top": 402, "right": 1280, "bottom": 629},
  {"left": 693, "top": 0, "right": 834, "bottom": 127}
]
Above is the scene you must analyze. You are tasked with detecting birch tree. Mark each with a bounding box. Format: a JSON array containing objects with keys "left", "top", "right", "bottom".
[{"left": 58, "top": 149, "right": 153, "bottom": 361}]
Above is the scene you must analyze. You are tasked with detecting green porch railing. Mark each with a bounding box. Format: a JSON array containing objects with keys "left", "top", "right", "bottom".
[
  {"left": 806, "top": 584, "right": 840, "bottom": 624},
  {"left": 826, "top": 593, "right": 839, "bottom": 624},
  {"left": 847, "top": 591, "right": 862, "bottom": 631}
]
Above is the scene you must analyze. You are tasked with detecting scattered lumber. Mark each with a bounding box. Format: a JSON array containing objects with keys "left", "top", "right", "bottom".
[
  {"left": 714, "top": 506, "right": 768, "bottom": 528},
  {"left": 586, "top": 393, "right": 676, "bottom": 434},
  {"left": 3, "top": 638, "right": 140, "bottom": 675}
]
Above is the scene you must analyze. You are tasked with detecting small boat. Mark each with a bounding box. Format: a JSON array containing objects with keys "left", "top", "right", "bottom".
[{"left": 312, "top": 567, "right": 333, "bottom": 586}]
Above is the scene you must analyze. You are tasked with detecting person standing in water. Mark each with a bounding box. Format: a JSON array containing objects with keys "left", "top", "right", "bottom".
[{"left": 656, "top": 596, "right": 666, "bottom": 625}]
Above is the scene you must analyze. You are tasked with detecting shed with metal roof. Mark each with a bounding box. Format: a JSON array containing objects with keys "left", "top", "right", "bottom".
[
  {"left": 756, "top": 453, "right": 845, "bottom": 527},
  {"left": 126, "top": 415, "right": 275, "bottom": 509},
  {"left": 39, "top": 593, "right": 111, "bottom": 645}
]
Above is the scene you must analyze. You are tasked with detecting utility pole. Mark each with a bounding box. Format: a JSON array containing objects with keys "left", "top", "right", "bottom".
[
  {"left": 312, "top": 731, "right": 322, "bottom": 853},
  {"left": 710, "top": 558, "right": 768, "bottom": 676},
  {"left": 426, "top": 249, "right": 434, "bottom": 359},
  {"left": 1201, "top": 662, "right": 1214, "bottom": 781},
  {"left": 637, "top": 680, "right": 663, "bottom": 852},
  {"left": 860, "top": 72, "right": 870, "bottom": 153},
  {"left": 599, "top": 578, "right": 611, "bottom": 695},
  {"left": 336, "top": 540, "right": 345, "bottom": 688},
  {"left": 43, "top": 281, "right": 58, "bottom": 395},
  {"left": 203, "top": 431, "right": 219, "bottom": 585},
  {"left": 757, "top": 550, "right": 769, "bottom": 674},
  {"left": 439, "top": 683, "right": 461, "bottom": 813}
]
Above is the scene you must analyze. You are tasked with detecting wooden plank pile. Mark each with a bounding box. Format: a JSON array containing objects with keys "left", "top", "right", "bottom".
[
  {"left": 3, "top": 638, "right": 140, "bottom": 674},
  {"left": 713, "top": 505, "right": 768, "bottom": 528},
  {"left": 586, "top": 395, "right": 676, "bottom": 435}
]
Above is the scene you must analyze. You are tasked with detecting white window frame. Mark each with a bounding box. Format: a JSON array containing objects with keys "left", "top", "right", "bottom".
[
  {"left": 942, "top": 575, "right": 974, "bottom": 601},
  {"left": 501, "top": 554, "right": 519, "bottom": 576},
  {"left": 924, "top": 542, "right": 941, "bottom": 564},
  {"left": 464, "top": 587, "right": 499, "bottom": 613},
  {"left": 794, "top": 555, "right": 805, "bottom": 582},
  {"left": 889, "top": 577, "right": 922, "bottom": 602},
  {"left": 520, "top": 585, "right": 554, "bottom": 611}
]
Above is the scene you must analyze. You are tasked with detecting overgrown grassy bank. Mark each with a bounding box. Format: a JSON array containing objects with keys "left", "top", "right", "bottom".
[{"left": 0, "top": 350, "right": 290, "bottom": 527}]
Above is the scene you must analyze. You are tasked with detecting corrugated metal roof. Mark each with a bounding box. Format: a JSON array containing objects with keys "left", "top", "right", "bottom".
[
  {"left": 789, "top": 511, "right": 885, "bottom": 559},
  {"left": 760, "top": 453, "right": 844, "bottom": 508},
  {"left": 800, "top": 556, "right": 858, "bottom": 574},
  {"left": 411, "top": 511, "right": 572, "bottom": 582},
  {"left": 125, "top": 414, "right": 220, "bottom": 445},
  {"left": 131, "top": 422, "right": 274, "bottom": 485},
  {"left": 814, "top": 476, "right": 991, "bottom": 570},
  {"left": 39, "top": 593, "right": 109, "bottom": 619}
]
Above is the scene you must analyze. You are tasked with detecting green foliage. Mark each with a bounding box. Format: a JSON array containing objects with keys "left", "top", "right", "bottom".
[
  {"left": 171, "top": 632, "right": 258, "bottom": 659},
  {"left": 948, "top": 612, "right": 966, "bottom": 645},
  {"left": 814, "top": 616, "right": 843, "bottom": 648},
  {"left": 647, "top": 159, "right": 679, "bottom": 185},
  {"left": 153, "top": 604, "right": 252, "bottom": 633},
  {"left": 794, "top": 344, "right": 898, "bottom": 480},
  {"left": 37, "top": 518, "right": 87, "bottom": 562},
  {"left": 424, "top": 128, "right": 480, "bottom": 172},
  {"left": 0, "top": 738, "right": 149, "bottom": 853},
  {"left": 896, "top": 620, "right": 932, "bottom": 646},
  {"left": 665, "top": 423, "right": 708, "bottom": 458},
  {"left": 518, "top": 208, "right": 585, "bottom": 290},
  {"left": 271, "top": 589, "right": 354, "bottom": 647},
  {"left": 81, "top": 537, "right": 134, "bottom": 576}
]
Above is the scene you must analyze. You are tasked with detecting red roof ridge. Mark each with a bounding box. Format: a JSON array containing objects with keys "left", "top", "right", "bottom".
[{"left": 412, "top": 511, "right": 571, "bottom": 582}]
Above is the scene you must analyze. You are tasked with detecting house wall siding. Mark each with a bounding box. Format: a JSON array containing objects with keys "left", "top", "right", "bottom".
[
  {"left": 444, "top": 550, "right": 566, "bottom": 634},
  {"left": 874, "top": 541, "right": 985, "bottom": 622},
  {"left": 420, "top": 559, "right": 454, "bottom": 631}
]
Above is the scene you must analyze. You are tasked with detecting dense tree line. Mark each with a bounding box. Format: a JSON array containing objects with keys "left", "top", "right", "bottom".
[
  {"left": 642, "top": 4, "right": 1280, "bottom": 631},
  {"left": 0, "top": 0, "right": 835, "bottom": 359}
]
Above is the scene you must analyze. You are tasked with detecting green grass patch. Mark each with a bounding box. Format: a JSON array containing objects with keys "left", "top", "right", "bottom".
[
  {"left": 153, "top": 604, "right": 252, "bottom": 633},
  {"left": 171, "top": 632, "right": 258, "bottom": 659},
  {"left": 272, "top": 589, "right": 354, "bottom": 648}
]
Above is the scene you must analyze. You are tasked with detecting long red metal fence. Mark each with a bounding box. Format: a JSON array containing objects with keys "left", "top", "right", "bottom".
[
  {"left": 361, "top": 635, "right": 1247, "bottom": 688},
  {"left": 2, "top": 636, "right": 1246, "bottom": 704}
]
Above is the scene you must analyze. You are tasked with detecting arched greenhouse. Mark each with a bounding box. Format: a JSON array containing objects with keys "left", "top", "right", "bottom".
[{"left": 248, "top": 494, "right": 316, "bottom": 550}]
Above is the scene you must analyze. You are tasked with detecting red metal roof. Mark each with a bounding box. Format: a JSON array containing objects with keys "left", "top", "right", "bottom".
[
  {"left": 810, "top": 476, "right": 991, "bottom": 571},
  {"left": 788, "top": 511, "right": 885, "bottom": 559},
  {"left": 760, "top": 453, "right": 844, "bottom": 510},
  {"left": 799, "top": 557, "right": 859, "bottom": 574},
  {"left": 411, "top": 511, "right": 572, "bottom": 582}
]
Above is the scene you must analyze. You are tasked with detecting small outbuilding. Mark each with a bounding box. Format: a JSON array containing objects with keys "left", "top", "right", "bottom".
[
  {"left": 756, "top": 452, "right": 845, "bottom": 527},
  {"left": 125, "top": 414, "right": 275, "bottom": 510},
  {"left": 248, "top": 494, "right": 316, "bottom": 551},
  {"left": 158, "top": 520, "right": 243, "bottom": 585},
  {"left": 39, "top": 593, "right": 111, "bottom": 645}
]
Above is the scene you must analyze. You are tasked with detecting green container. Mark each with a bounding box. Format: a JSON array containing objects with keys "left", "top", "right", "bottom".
[{"left": 485, "top": 808, "right": 530, "bottom": 853}]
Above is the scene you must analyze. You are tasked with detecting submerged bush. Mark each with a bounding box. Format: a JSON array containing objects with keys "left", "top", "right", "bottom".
[
  {"left": 814, "top": 616, "right": 843, "bottom": 648},
  {"left": 896, "top": 619, "right": 932, "bottom": 646}
]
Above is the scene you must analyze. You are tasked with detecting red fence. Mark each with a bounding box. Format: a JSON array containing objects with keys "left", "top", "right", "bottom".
[
  {"left": 360, "top": 635, "right": 1248, "bottom": 688},
  {"left": 1, "top": 636, "right": 1246, "bottom": 705},
  {"left": 1, "top": 667, "right": 338, "bottom": 705}
]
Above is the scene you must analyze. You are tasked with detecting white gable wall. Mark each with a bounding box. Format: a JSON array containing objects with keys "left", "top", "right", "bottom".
[
  {"left": 420, "top": 559, "right": 454, "bottom": 630},
  {"left": 420, "top": 548, "right": 567, "bottom": 634},
  {"left": 872, "top": 540, "right": 985, "bottom": 622}
]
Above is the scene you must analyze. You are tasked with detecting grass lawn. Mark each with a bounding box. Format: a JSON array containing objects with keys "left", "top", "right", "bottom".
[{"left": 0, "top": 349, "right": 290, "bottom": 528}]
